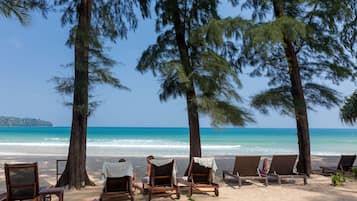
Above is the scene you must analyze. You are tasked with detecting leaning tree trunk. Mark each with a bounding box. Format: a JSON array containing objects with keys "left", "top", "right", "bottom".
[
  {"left": 273, "top": 0, "right": 312, "bottom": 176},
  {"left": 57, "top": 0, "right": 95, "bottom": 189},
  {"left": 171, "top": 0, "right": 202, "bottom": 172}
]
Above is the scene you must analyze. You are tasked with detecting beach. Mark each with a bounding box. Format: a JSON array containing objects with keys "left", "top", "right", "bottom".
[
  {"left": 1, "top": 155, "right": 357, "bottom": 201},
  {"left": 0, "top": 127, "right": 356, "bottom": 200}
]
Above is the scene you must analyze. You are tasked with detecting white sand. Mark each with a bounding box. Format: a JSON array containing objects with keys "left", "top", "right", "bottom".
[{"left": 0, "top": 155, "right": 356, "bottom": 201}]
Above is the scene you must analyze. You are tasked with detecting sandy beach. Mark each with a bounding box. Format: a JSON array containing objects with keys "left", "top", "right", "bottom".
[{"left": 1, "top": 155, "right": 356, "bottom": 201}]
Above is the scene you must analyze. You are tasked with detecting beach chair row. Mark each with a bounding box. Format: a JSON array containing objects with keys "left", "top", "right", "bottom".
[
  {"left": 223, "top": 154, "right": 357, "bottom": 187},
  {"left": 1, "top": 154, "right": 355, "bottom": 201},
  {"left": 223, "top": 155, "right": 307, "bottom": 186},
  {"left": 102, "top": 157, "right": 219, "bottom": 201}
]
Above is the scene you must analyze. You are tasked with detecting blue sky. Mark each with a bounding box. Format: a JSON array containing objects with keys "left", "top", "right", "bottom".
[{"left": 0, "top": 3, "right": 355, "bottom": 128}]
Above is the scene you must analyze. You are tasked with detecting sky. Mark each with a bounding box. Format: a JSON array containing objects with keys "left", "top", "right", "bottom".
[{"left": 0, "top": 3, "right": 356, "bottom": 128}]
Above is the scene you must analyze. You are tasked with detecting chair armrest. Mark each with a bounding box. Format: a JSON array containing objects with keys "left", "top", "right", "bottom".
[
  {"left": 0, "top": 192, "right": 6, "bottom": 201},
  {"left": 222, "top": 170, "right": 237, "bottom": 178}
]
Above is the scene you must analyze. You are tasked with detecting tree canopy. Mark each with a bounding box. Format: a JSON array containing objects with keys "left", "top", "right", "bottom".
[
  {"left": 137, "top": 0, "right": 253, "bottom": 127},
  {"left": 340, "top": 91, "right": 357, "bottom": 125},
  {"left": 53, "top": 0, "right": 151, "bottom": 112},
  {"left": 0, "top": 0, "right": 47, "bottom": 25}
]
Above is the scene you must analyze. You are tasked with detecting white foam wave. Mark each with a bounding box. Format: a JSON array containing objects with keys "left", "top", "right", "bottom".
[{"left": 0, "top": 142, "right": 240, "bottom": 149}]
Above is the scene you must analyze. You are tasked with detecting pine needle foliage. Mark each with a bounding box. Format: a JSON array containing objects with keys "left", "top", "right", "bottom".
[
  {"left": 203, "top": 0, "right": 356, "bottom": 174},
  {"left": 340, "top": 91, "right": 357, "bottom": 125},
  {"left": 0, "top": 0, "right": 48, "bottom": 25},
  {"left": 137, "top": 0, "right": 253, "bottom": 127},
  {"left": 53, "top": 0, "right": 150, "bottom": 113}
]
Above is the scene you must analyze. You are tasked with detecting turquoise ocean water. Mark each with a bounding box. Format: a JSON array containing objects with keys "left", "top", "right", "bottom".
[{"left": 0, "top": 127, "right": 356, "bottom": 156}]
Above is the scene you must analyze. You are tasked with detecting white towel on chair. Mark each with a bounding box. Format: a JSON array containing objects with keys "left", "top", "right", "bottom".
[
  {"left": 150, "top": 159, "right": 177, "bottom": 185},
  {"left": 193, "top": 157, "right": 218, "bottom": 183},
  {"left": 102, "top": 162, "right": 133, "bottom": 179}
]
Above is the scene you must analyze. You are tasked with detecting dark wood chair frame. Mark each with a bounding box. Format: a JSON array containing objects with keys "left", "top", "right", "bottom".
[
  {"left": 5, "top": 162, "right": 64, "bottom": 201},
  {"left": 100, "top": 176, "right": 134, "bottom": 201},
  {"left": 187, "top": 158, "right": 219, "bottom": 197},
  {"left": 147, "top": 160, "right": 180, "bottom": 201}
]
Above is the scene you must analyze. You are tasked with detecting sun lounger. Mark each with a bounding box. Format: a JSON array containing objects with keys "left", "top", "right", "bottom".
[
  {"left": 186, "top": 157, "right": 219, "bottom": 196},
  {"left": 146, "top": 159, "right": 180, "bottom": 201},
  {"left": 320, "top": 155, "right": 356, "bottom": 175},
  {"left": 101, "top": 176, "right": 134, "bottom": 201},
  {"left": 4, "top": 162, "right": 64, "bottom": 201},
  {"left": 223, "top": 156, "right": 268, "bottom": 186},
  {"left": 101, "top": 161, "right": 135, "bottom": 201},
  {"left": 268, "top": 155, "right": 307, "bottom": 185}
]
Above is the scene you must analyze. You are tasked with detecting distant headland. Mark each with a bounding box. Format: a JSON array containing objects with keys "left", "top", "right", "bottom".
[{"left": 0, "top": 116, "right": 53, "bottom": 127}]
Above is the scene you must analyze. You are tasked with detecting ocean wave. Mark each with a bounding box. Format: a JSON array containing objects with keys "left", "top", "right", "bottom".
[{"left": 0, "top": 142, "right": 240, "bottom": 149}]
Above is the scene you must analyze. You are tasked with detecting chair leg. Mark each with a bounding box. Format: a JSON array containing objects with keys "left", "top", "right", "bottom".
[
  {"left": 148, "top": 189, "right": 152, "bottom": 201},
  {"left": 176, "top": 186, "right": 180, "bottom": 199},
  {"left": 303, "top": 176, "right": 307, "bottom": 185},
  {"left": 214, "top": 187, "right": 219, "bottom": 196},
  {"left": 264, "top": 177, "right": 268, "bottom": 186},
  {"left": 277, "top": 176, "right": 281, "bottom": 185},
  {"left": 238, "top": 177, "right": 242, "bottom": 187}
]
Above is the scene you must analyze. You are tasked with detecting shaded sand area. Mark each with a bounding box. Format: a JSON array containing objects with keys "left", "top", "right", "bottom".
[{"left": 0, "top": 155, "right": 357, "bottom": 201}]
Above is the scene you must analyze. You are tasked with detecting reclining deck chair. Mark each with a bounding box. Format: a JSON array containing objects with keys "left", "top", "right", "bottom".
[
  {"left": 223, "top": 156, "right": 268, "bottom": 186},
  {"left": 187, "top": 157, "right": 219, "bottom": 196},
  {"left": 100, "top": 161, "right": 135, "bottom": 201},
  {"left": 268, "top": 155, "right": 307, "bottom": 185},
  {"left": 147, "top": 159, "right": 180, "bottom": 201},
  {"left": 320, "top": 155, "right": 356, "bottom": 175}
]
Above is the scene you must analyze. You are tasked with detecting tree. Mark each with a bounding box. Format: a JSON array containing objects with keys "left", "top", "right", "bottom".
[
  {"left": 53, "top": 0, "right": 150, "bottom": 189},
  {"left": 341, "top": 91, "right": 357, "bottom": 125},
  {"left": 205, "top": 0, "right": 356, "bottom": 175},
  {"left": 0, "top": 0, "right": 47, "bottom": 25},
  {"left": 137, "top": 0, "right": 253, "bottom": 162}
]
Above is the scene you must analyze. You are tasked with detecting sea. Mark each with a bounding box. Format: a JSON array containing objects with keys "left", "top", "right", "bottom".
[{"left": 0, "top": 127, "right": 356, "bottom": 157}]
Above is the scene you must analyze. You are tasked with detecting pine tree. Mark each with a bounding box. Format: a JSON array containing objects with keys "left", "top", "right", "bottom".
[
  {"left": 205, "top": 0, "right": 356, "bottom": 175},
  {"left": 137, "top": 0, "right": 253, "bottom": 162},
  {"left": 53, "top": 0, "right": 150, "bottom": 189}
]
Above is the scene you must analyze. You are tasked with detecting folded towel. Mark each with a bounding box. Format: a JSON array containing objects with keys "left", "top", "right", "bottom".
[
  {"left": 193, "top": 157, "right": 218, "bottom": 183},
  {"left": 150, "top": 159, "right": 177, "bottom": 185},
  {"left": 102, "top": 162, "right": 133, "bottom": 179}
]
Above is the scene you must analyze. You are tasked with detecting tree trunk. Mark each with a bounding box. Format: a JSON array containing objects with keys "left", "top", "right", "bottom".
[
  {"left": 171, "top": 0, "right": 202, "bottom": 164},
  {"left": 273, "top": 0, "right": 312, "bottom": 176},
  {"left": 57, "top": 0, "right": 95, "bottom": 189},
  {"left": 186, "top": 88, "right": 202, "bottom": 159}
]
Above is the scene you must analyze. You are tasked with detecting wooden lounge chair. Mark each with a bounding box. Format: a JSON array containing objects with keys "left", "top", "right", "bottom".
[
  {"left": 320, "top": 155, "right": 356, "bottom": 174},
  {"left": 147, "top": 160, "right": 180, "bottom": 201},
  {"left": 4, "top": 162, "right": 64, "bottom": 201},
  {"left": 187, "top": 158, "right": 219, "bottom": 196},
  {"left": 223, "top": 156, "right": 268, "bottom": 187},
  {"left": 100, "top": 176, "right": 134, "bottom": 201},
  {"left": 268, "top": 155, "right": 307, "bottom": 185}
]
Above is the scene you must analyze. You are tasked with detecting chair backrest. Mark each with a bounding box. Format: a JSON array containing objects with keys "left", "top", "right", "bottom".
[
  {"left": 150, "top": 161, "right": 174, "bottom": 186},
  {"left": 5, "top": 163, "right": 39, "bottom": 201},
  {"left": 337, "top": 155, "right": 356, "bottom": 171},
  {"left": 56, "top": 160, "right": 67, "bottom": 182},
  {"left": 233, "top": 156, "right": 261, "bottom": 176},
  {"left": 269, "top": 155, "right": 297, "bottom": 175},
  {"left": 105, "top": 176, "right": 131, "bottom": 193},
  {"left": 188, "top": 159, "right": 211, "bottom": 184}
]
